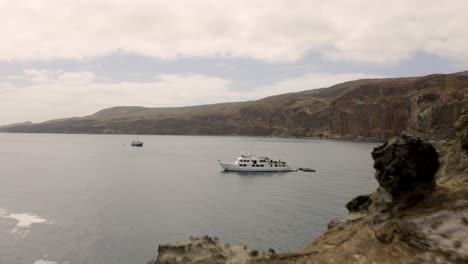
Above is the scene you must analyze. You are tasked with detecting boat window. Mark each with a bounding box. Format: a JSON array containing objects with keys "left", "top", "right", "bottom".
[{"left": 260, "top": 165, "right": 264, "bottom": 167}]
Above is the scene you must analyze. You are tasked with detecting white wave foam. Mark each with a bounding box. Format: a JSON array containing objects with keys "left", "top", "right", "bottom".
[
  {"left": 33, "top": 260, "right": 58, "bottom": 264},
  {"left": 0, "top": 208, "right": 48, "bottom": 237},
  {"left": 7, "top": 213, "right": 46, "bottom": 227}
]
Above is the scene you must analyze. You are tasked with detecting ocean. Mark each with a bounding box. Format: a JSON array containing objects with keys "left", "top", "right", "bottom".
[{"left": 0, "top": 133, "right": 378, "bottom": 264}]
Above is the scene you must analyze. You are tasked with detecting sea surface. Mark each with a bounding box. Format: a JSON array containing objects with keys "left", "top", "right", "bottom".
[{"left": 0, "top": 133, "right": 379, "bottom": 264}]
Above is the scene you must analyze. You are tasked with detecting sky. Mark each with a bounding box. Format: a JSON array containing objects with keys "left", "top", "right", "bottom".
[{"left": 1, "top": 0, "right": 467, "bottom": 125}]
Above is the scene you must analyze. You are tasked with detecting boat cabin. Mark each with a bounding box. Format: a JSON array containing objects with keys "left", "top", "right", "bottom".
[{"left": 235, "top": 154, "right": 287, "bottom": 168}]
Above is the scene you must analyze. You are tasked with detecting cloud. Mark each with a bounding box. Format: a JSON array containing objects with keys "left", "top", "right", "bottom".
[
  {"left": 0, "top": 70, "right": 382, "bottom": 124},
  {"left": 0, "top": 0, "right": 467, "bottom": 64}
]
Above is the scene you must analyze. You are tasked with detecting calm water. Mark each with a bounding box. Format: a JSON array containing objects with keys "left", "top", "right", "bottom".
[{"left": 0, "top": 133, "right": 378, "bottom": 264}]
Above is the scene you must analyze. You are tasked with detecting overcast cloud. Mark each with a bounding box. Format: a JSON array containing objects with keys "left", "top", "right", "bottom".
[{"left": 0, "top": 0, "right": 467, "bottom": 124}]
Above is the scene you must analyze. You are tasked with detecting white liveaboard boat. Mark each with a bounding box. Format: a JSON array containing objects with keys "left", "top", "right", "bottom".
[{"left": 219, "top": 153, "right": 296, "bottom": 172}]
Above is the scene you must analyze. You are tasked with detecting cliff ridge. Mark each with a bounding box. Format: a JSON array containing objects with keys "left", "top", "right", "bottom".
[{"left": 2, "top": 71, "right": 467, "bottom": 140}]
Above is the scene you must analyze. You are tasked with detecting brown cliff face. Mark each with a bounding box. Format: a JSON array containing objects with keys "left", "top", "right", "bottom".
[
  {"left": 327, "top": 73, "right": 468, "bottom": 139},
  {"left": 2, "top": 71, "right": 468, "bottom": 140}
]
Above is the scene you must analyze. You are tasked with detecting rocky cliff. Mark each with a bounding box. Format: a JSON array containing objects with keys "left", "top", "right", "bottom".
[
  {"left": 2, "top": 71, "right": 467, "bottom": 140},
  {"left": 149, "top": 112, "right": 468, "bottom": 264}
]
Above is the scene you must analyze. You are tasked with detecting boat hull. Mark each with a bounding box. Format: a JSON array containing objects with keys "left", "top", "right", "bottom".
[{"left": 219, "top": 162, "right": 296, "bottom": 172}]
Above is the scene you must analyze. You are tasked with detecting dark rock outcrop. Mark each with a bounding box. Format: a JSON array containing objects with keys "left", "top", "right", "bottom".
[
  {"left": 369, "top": 136, "right": 439, "bottom": 243},
  {"left": 300, "top": 134, "right": 468, "bottom": 264},
  {"left": 345, "top": 194, "right": 371, "bottom": 213},
  {"left": 371, "top": 136, "right": 439, "bottom": 199}
]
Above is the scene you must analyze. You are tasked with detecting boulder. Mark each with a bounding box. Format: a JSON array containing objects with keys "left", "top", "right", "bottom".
[
  {"left": 369, "top": 136, "right": 440, "bottom": 243},
  {"left": 345, "top": 194, "right": 371, "bottom": 213},
  {"left": 371, "top": 135, "right": 439, "bottom": 200}
]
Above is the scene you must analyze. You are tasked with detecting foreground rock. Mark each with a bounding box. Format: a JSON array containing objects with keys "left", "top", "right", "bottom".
[
  {"left": 372, "top": 135, "right": 439, "bottom": 198},
  {"left": 370, "top": 136, "right": 440, "bottom": 242},
  {"left": 149, "top": 236, "right": 321, "bottom": 264},
  {"left": 300, "top": 131, "right": 468, "bottom": 263},
  {"left": 149, "top": 236, "right": 271, "bottom": 264}
]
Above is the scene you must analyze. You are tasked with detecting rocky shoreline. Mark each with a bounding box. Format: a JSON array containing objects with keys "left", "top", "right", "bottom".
[{"left": 148, "top": 111, "right": 468, "bottom": 264}]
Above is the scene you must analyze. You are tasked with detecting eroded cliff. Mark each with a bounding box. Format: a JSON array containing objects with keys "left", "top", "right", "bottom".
[{"left": 2, "top": 71, "right": 467, "bottom": 140}]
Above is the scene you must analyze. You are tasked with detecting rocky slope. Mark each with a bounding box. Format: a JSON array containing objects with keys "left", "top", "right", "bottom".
[
  {"left": 2, "top": 71, "right": 467, "bottom": 140},
  {"left": 149, "top": 111, "right": 468, "bottom": 264}
]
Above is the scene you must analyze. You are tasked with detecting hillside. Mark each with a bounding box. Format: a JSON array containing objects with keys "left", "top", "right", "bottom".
[{"left": 2, "top": 71, "right": 467, "bottom": 140}]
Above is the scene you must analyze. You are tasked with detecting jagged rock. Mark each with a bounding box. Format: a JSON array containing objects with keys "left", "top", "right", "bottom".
[
  {"left": 149, "top": 236, "right": 271, "bottom": 264},
  {"left": 371, "top": 135, "right": 439, "bottom": 200},
  {"left": 345, "top": 194, "right": 371, "bottom": 213},
  {"left": 396, "top": 202, "right": 468, "bottom": 263},
  {"left": 369, "top": 136, "right": 440, "bottom": 243}
]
